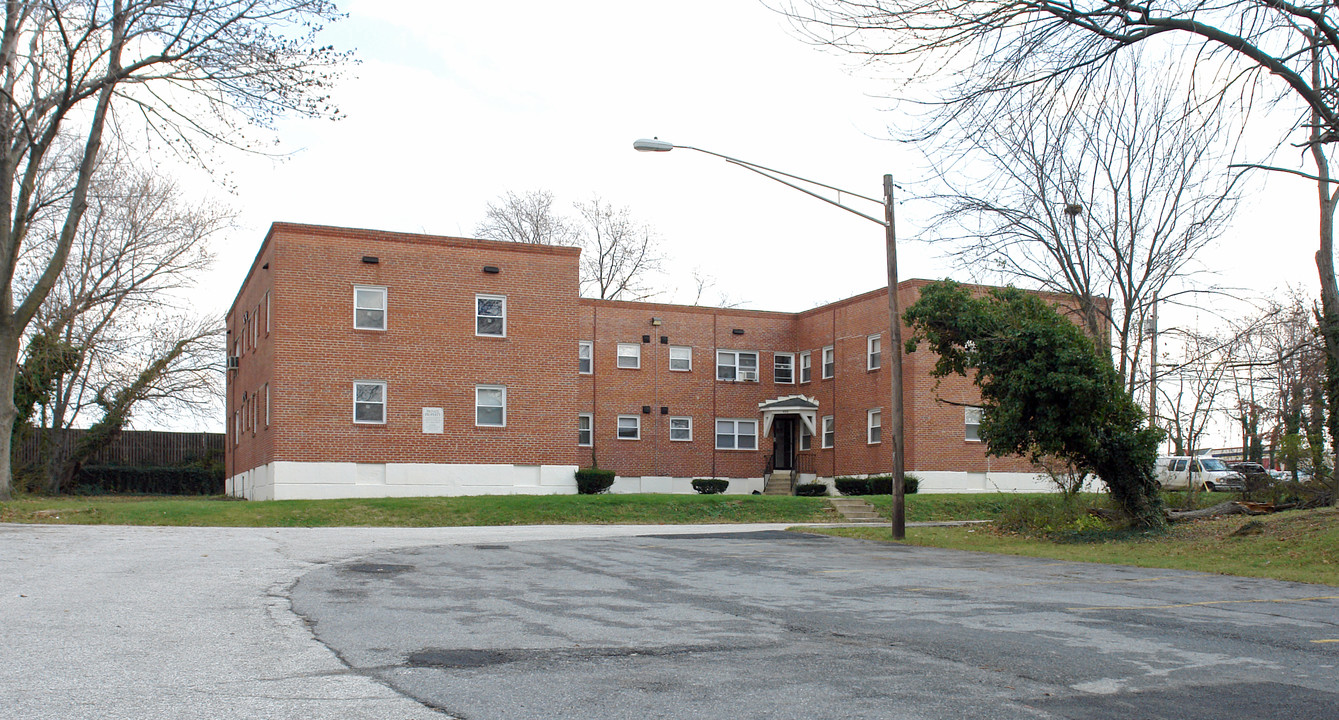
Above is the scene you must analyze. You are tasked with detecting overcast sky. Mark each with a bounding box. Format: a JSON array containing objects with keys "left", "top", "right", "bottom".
[{"left": 177, "top": 0, "right": 1321, "bottom": 439}]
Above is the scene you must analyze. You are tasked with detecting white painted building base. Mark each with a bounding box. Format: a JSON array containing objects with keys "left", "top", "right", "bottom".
[
  {"left": 225, "top": 464, "right": 1055, "bottom": 500},
  {"left": 610, "top": 476, "right": 766, "bottom": 495},
  {"left": 226, "top": 462, "right": 579, "bottom": 501},
  {"left": 909, "top": 471, "right": 1055, "bottom": 494}
]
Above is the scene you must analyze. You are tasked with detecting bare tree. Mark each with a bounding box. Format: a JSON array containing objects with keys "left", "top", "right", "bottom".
[
  {"left": 475, "top": 190, "right": 577, "bottom": 246},
  {"left": 574, "top": 197, "right": 665, "bottom": 301},
  {"left": 1157, "top": 328, "right": 1235, "bottom": 456},
  {"left": 1224, "top": 292, "right": 1328, "bottom": 477},
  {"left": 0, "top": 1, "right": 348, "bottom": 500},
  {"left": 786, "top": 0, "right": 1339, "bottom": 501},
  {"left": 476, "top": 190, "right": 666, "bottom": 301},
  {"left": 15, "top": 154, "right": 232, "bottom": 492},
  {"left": 928, "top": 56, "right": 1241, "bottom": 393},
  {"left": 46, "top": 316, "right": 221, "bottom": 493}
]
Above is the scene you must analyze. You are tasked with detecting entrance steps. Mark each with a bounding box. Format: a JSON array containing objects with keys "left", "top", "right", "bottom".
[
  {"left": 764, "top": 470, "right": 793, "bottom": 495},
  {"left": 827, "top": 497, "right": 884, "bottom": 523}
]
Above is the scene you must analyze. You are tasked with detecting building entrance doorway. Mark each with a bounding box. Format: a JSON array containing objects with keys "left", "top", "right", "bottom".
[{"left": 772, "top": 417, "right": 795, "bottom": 471}]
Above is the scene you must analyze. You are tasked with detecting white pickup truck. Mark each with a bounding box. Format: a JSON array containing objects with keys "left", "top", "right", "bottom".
[{"left": 1155, "top": 456, "right": 1246, "bottom": 492}]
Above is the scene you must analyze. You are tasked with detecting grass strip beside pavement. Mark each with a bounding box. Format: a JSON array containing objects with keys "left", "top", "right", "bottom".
[
  {"left": 0, "top": 493, "right": 835, "bottom": 527},
  {"left": 805, "top": 506, "right": 1339, "bottom": 587}
]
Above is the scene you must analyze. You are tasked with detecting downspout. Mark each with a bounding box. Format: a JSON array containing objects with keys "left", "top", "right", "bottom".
[
  {"left": 712, "top": 312, "right": 718, "bottom": 479},
  {"left": 831, "top": 306, "right": 838, "bottom": 478}
]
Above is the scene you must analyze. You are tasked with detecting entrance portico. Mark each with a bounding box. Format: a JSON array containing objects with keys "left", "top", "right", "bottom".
[{"left": 758, "top": 395, "right": 819, "bottom": 490}]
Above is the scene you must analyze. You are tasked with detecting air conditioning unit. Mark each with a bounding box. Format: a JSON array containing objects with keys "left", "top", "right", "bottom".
[
  {"left": 226, "top": 356, "right": 240, "bottom": 370},
  {"left": 739, "top": 370, "right": 758, "bottom": 382}
]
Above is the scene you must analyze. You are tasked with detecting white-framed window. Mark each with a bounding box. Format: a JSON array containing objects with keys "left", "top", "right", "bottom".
[
  {"left": 354, "top": 286, "right": 386, "bottom": 331},
  {"left": 774, "top": 353, "right": 794, "bottom": 384},
  {"left": 799, "top": 351, "right": 812, "bottom": 383},
  {"left": 264, "top": 291, "right": 271, "bottom": 335},
  {"left": 821, "top": 415, "right": 835, "bottom": 449},
  {"left": 579, "top": 341, "right": 593, "bottom": 374},
  {"left": 800, "top": 422, "right": 812, "bottom": 451},
  {"left": 716, "top": 350, "right": 759, "bottom": 381},
  {"left": 253, "top": 304, "right": 260, "bottom": 347},
  {"left": 233, "top": 411, "right": 239, "bottom": 446},
  {"left": 822, "top": 346, "right": 835, "bottom": 379},
  {"left": 617, "top": 414, "right": 641, "bottom": 440},
  {"left": 669, "top": 346, "right": 692, "bottom": 372},
  {"left": 354, "top": 381, "right": 386, "bottom": 424},
  {"left": 578, "top": 413, "right": 593, "bottom": 446},
  {"left": 965, "top": 406, "right": 983, "bottom": 442},
  {"left": 715, "top": 418, "right": 758, "bottom": 450},
  {"left": 670, "top": 416, "right": 693, "bottom": 441},
  {"left": 867, "top": 334, "right": 882, "bottom": 370},
  {"left": 476, "top": 294, "right": 506, "bottom": 337},
  {"left": 868, "top": 408, "right": 882, "bottom": 444},
  {"left": 475, "top": 385, "right": 507, "bottom": 427},
  {"left": 264, "top": 383, "right": 270, "bottom": 427},
  {"left": 617, "top": 343, "right": 641, "bottom": 369}
]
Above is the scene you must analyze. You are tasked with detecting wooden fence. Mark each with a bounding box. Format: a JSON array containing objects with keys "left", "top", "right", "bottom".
[{"left": 14, "top": 428, "right": 224, "bottom": 468}]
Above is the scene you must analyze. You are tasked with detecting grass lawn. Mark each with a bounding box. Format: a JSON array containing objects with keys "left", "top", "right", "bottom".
[
  {"left": 0, "top": 491, "right": 1070, "bottom": 527},
  {"left": 806, "top": 506, "right": 1339, "bottom": 587},
  {"left": 0, "top": 493, "right": 835, "bottom": 527}
]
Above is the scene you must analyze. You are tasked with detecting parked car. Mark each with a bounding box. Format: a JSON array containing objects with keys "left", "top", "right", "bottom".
[
  {"left": 1229, "top": 462, "right": 1273, "bottom": 492},
  {"left": 1155, "top": 456, "right": 1246, "bottom": 492}
]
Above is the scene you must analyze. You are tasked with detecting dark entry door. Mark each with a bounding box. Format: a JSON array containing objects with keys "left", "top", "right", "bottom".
[{"left": 773, "top": 417, "right": 795, "bottom": 471}]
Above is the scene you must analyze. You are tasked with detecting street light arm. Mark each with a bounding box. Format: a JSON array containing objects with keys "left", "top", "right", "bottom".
[
  {"left": 721, "top": 158, "right": 889, "bottom": 227},
  {"left": 635, "top": 138, "right": 887, "bottom": 221},
  {"left": 674, "top": 145, "right": 886, "bottom": 207}
]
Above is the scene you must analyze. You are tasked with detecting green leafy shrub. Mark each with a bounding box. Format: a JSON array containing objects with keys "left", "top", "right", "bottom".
[
  {"left": 868, "top": 474, "right": 920, "bottom": 495},
  {"left": 72, "top": 465, "right": 221, "bottom": 495},
  {"left": 691, "top": 478, "right": 729, "bottom": 494},
  {"left": 834, "top": 477, "right": 872, "bottom": 495},
  {"left": 795, "top": 482, "right": 828, "bottom": 497},
  {"left": 575, "top": 467, "right": 616, "bottom": 495}
]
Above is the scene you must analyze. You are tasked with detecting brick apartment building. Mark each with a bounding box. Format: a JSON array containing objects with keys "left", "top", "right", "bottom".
[{"left": 225, "top": 222, "right": 1050, "bottom": 500}]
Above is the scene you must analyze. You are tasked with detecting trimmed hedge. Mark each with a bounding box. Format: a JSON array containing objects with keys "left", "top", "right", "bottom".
[
  {"left": 73, "top": 465, "right": 222, "bottom": 496},
  {"left": 575, "top": 467, "right": 616, "bottom": 495},
  {"left": 836, "top": 474, "right": 921, "bottom": 496},
  {"left": 691, "top": 478, "right": 729, "bottom": 494},
  {"left": 834, "top": 477, "right": 871, "bottom": 496},
  {"left": 795, "top": 482, "right": 828, "bottom": 497}
]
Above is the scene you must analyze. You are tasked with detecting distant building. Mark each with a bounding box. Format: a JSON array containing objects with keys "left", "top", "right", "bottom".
[{"left": 225, "top": 222, "right": 1054, "bottom": 500}]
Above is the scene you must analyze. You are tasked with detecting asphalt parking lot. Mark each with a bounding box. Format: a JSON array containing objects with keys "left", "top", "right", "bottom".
[
  {"left": 0, "top": 522, "right": 784, "bottom": 720},
  {"left": 293, "top": 529, "right": 1339, "bottom": 720},
  {"left": 2, "top": 523, "right": 1337, "bottom": 719}
]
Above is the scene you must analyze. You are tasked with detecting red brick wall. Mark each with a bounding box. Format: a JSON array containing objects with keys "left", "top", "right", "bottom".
[
  {"left": 224, "top": 238, "right": 276, "bottom": 479},
  {"left": 577, "top": 300, "right": 795, "bottom": 478},
  {"left": 227, "top": 224, "right": 1084, "bottom": 484},
  {"left": 227, "top": 224, "right": 581, "bottom": 476}
]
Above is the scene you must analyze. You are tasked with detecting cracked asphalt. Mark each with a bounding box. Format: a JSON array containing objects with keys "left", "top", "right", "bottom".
[
  {"left": 0, "top": 522, "right": 783, "bottom": 719},
  {"left": 2, "top": 522, "right": 1337, "bottom": 719},
  {"left": 293, "top": 530, "right": 1339, "bottom": 720}
]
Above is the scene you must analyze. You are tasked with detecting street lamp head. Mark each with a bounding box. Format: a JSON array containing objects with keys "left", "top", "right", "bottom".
[{"left": 633, "top": 137, "right": 674, "bottom": 152}]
